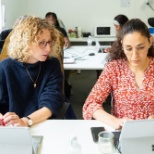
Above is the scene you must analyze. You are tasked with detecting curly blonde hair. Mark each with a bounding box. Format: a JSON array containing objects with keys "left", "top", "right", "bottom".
[{"left": 8, "top": 16, "right": 63, "bottom": 62}]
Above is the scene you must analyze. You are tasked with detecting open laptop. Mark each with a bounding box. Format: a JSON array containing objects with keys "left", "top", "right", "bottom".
[
  {"left": 118, "top": 119, "right": 154, "bottom": 154},
  {"left": 0, "top": 126, "right": 43, "bottom": 154}
]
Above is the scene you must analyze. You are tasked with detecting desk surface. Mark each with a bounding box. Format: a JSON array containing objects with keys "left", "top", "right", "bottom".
[
  {"left": 63, "top": 46, "right": 109, "bottom": 70},
  {"left": 69, "top": 37, "right": 116, "bottom": 42},
  {"left": 30, "top": 120, "right": 119, "bottom": 154}
]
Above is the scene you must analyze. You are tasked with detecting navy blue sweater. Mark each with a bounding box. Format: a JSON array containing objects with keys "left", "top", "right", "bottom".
[{"left": 0, "top": 57, "right": 63, "bottom": 118}]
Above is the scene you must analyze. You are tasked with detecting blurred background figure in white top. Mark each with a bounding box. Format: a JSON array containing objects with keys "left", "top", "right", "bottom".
[{"left": 104, "top": 14, "right": 129, "bottom": 53}]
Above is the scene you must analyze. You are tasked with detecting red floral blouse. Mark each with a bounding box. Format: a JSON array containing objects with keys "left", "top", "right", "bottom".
[{"left": 83, "top": 58, "right": 154, "bottom": 120}]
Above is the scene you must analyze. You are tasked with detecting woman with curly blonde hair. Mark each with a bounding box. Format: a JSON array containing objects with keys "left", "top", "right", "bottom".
[{"left": 0, "top": 16, "right": 64, "bottom": 127}]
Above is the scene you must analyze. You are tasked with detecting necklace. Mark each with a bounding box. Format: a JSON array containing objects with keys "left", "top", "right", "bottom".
[{"left": 25, "top": 63, "right": 42, "bottom": 88}]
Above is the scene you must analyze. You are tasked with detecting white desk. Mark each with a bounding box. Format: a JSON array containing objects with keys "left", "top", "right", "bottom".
[
  {"left": 69, "top": 37, "right": 116, "bottom": 43},
  {"left": 63, "top": 46, "right": 109, "bottom": 70},
  {"left": 30, "top": 120, "right": 120, "bottom": 154}
]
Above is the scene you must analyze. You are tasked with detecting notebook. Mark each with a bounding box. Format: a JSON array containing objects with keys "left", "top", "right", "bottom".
[
  {"left": 118, "top": 120, "right": 154, "bottom": 154},
  {"left": 0, "top": 126, "right": 43, "bottom": 154}
]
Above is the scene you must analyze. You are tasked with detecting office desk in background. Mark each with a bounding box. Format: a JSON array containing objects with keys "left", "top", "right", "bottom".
[
  {"left": 63, "top": 46, "right": 109, "bottom": 70},
  {"left": 30, "top": 120, "right": 120, "bottom": 154},
  {"left": 69, "top": 37, "right": 116, "bottom": 46}
]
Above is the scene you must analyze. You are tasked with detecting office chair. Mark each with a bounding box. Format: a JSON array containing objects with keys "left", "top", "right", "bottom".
[
  {"left": 148, "top": 18, "right": 154, "bottom": 36},
  {"left": 148, "top": 18, "right": 154, "bottom": 27}
]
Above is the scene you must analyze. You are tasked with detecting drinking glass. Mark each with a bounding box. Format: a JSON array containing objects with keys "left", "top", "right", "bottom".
[{"left": 98, "top": 131, "right": 115, "bottom": 154}]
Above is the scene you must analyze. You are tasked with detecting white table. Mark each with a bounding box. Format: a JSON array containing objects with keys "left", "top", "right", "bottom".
[
  {"left": 69, "top": 37, "right": 116, "bottom": 43},
  {"left": 63, "top": 46, "right": 109, "bottom": 70},
  {"left": 30, "top": 120, "right": 120, "bottom": 154}
]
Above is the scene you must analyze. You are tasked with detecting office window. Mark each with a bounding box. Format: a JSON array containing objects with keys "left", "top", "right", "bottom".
[
  {"left": 0, "top": 0, "right": 5, "bottom": 33},
  {"left": 0, "top": 0, "right": 2, "bottom": 32}
]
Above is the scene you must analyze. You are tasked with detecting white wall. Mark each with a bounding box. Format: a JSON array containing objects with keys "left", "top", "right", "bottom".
[
  {"left": 1, "top": 0, "right": 154, "bottom": 34},
  {"left": 1, "top": 0, "right": 27, "bottom": 29}
]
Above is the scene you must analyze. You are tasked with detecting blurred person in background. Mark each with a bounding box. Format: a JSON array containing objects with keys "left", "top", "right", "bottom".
[
  {"left": 104, "top": 14, "right": 129, "bottom": 53},
  {"left": 97, "top": 14, "right": 129, "bottom": 78},
  {"left": 45, "top": 12, "right": 72, "bottom": 100},
  {"left": 45, "top": 12, "right": 71, "bottom": 48}
]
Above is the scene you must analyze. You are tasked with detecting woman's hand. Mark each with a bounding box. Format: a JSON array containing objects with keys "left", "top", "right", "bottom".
[
  {"left": 111, "top": 117, "right": 133, "bottom": 130},
  {"left": 2, "top": 112, "right": 28, "bottom": 127},
  {"left": 148, "top": 115, "right": 154, "bottom": 119},
  {"left": 64, "top": 37, "right": 71, "bottom": 48},
  {"left": 0, "top": 113, "right": 4, "bottom": 126},
  {"left": 0, "top": 113, "right": 3, "bottom": 119},
  {"left": 114, "top": 118, "right": 125, "bottom": 130},
  {"left": 93, "top": 109, "right": 133, "bottom": 130},
  {"left": 104, "top": 47, "right": 111, "bottom": 53}
]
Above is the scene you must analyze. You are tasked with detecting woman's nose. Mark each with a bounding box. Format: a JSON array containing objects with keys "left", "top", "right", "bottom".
[
  {"left": 131, "top": 49, "right": 139, "bottom": 58},
  {"left": 45, "top": 43, "right": 51, "bottom": 51}
]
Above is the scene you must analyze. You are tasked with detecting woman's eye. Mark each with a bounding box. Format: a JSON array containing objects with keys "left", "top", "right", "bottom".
[
  {"left": 137, "top": 46, "right": 145, "bottom": 50},
  {"left": 126, "top": 48, "right": 132, "bottom": 51},
  {"left": 39, "top": 41, "right": 46, "bottom": 46}
]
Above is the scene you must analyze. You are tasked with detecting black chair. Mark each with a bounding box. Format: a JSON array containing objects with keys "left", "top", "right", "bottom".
[
  {"left": 0, "top": 29, "right": 12, "bottom": 52},
  {"left": 148, "top": 18, "right": 154, "bottom": 27},
  {"left": 0, "top": 40, "right": 5, "bottom": 53},
  {"left": 0, "top": 29, "right": 12, "bottom": 40}
]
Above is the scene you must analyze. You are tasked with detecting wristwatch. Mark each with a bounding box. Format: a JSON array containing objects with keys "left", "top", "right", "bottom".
[{"left": 26, "top": 116, "right": 33, "bottom": 126}]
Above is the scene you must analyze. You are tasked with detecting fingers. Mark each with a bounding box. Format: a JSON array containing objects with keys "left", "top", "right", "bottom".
[
  {"left": 119, "top": 117, "right": 133, "bottom": 128},
  {"left": 119, "top": 120, "right": 126, "bottom": 128},
  {"left": 104, "top": 47, "right": 111, "bottom": 53},
  {"left": 2, "top": 112, "right": 19, "bottom": 126},
  {"left": 0, "top": 113, "right": 3, "bottom": 120},
  {"left": 1, "top": 112, "right": 27, "bottom": 127},
  {"left": 6, "top": 119, "right": 20, "bottom": 127},
  {"left": 148, "top": 115, "right": 154, "bottom": 119},
  {"left": 3, "top": 112, "right": 16, "bottom": 118},
  {"left": 64, "top": 42, "right": 70, "bottom": 48}
]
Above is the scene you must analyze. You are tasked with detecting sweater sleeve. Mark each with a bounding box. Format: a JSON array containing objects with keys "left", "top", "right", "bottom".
[
  {"left": 0, "top": 62, "right": 9, "bottom": 114},
  {"left": 38, "top": 58, "right": 64, "bottom": 118}
]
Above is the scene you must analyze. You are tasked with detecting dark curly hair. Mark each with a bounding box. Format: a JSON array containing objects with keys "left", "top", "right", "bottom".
[{"left": 108, "top": 18, "right": 154, "bottom": 61}]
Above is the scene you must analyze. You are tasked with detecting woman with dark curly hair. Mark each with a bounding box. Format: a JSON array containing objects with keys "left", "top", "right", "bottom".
[{"left": 83, "top": 19, "right": 154, "bottom": 129}]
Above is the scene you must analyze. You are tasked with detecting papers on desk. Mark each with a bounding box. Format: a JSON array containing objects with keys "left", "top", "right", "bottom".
[
  {"left": 63, "top": 47, "right": 98, "bottom": 64},
  {"left": 63, "top": 46, "right": 110, "bottom": 71},
  {"left": 63, "top": 57, "right": 75, "bottom": 64},
  {"left": 63, "top": 49, "right": 75, "bottom": 64}
]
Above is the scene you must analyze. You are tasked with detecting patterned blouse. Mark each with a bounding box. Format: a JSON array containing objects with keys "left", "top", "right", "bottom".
[{"left": 83, "top": 58, "right": 154, "bottom": 120}]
